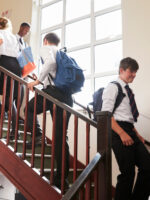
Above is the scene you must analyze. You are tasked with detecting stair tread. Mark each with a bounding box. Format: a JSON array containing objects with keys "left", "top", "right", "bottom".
[
  {"left": 17, "top": 152, "right": 51, "bottom": 158},
  {"left": 2, "top": 127, "right": 30, "bottom": 134},
  {"left": 37, "top": 168, "right": 83, "bottom": 172}
]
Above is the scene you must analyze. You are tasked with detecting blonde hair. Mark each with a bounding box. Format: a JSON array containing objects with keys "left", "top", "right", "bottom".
[{"left": 0, "top": 17, "right": 12, "bottom": 31}]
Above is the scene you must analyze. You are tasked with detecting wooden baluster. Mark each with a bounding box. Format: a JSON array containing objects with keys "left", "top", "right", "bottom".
[
  {"left": 79, "top": 187, "right": 84, "bottom": 200},
  {"left": 31, "top": 92, "right": 37, "bottom": 168},
  {"left": 50, "top": 104, "right": 57, "bottom": 185},
  {"left": 22, "top": 86, "right": 29, "bottom": 160},
  {"left": 40, "top": 97, "right": 46, "bottom": 176},
  {"left": 61, "top": 110, "right": 67, "bottom": 194},
  {"left": 73, "top": 115, "right": 78, "bottom": 182},
  {"left": 0, "top": 74, "right": 7, "bottom": 138},
  {"left": 14, "top": 82, "right": 21, "bottom": 152},
  {"left": 85, "top": 122, "right": 90, "bottom": 200},
  {"left": 7, "top": 78, "right": 14, "bottom": 145}
]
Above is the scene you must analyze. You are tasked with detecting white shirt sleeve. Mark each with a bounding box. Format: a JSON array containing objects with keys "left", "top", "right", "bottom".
[
  {"left": 0, "top": 32, "right": 4, "bottom": 40},
  {"left": 101, "top": 83, "right": 118, "bottom": 113},
  {"left": 38, "top": 46, "right": 57, "bottom": 83}
]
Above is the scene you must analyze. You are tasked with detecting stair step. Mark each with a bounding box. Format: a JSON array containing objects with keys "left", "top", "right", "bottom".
[
  {"left": 1, "top": 139, "right": 52, "bottom": 154},
  {"left": 39, "top": 168, "right": 83, "bottom": 184},
  {"left": 0, "top": 119, "right": 96, "bottom": 198},
  {"left": 2, "top": 127, "right": 31, "bottom": 140}
]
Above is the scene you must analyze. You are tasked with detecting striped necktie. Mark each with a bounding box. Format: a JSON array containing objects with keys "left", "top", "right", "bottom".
[
  {"left": 125, "top": 85, "right": 139, "bottom": 122},
  {"left": 19, "top": 37, "right": 23, "bottom": 45}
]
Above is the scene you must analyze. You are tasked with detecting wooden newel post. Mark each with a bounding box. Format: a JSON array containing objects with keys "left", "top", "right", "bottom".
[{"left": 96, "top": 111, "right": 112, "bottom": 200}]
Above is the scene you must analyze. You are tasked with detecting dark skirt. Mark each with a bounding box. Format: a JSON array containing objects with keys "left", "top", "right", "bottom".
[{"left": 0, "top": 55, "right": 22, "bottom": 111}]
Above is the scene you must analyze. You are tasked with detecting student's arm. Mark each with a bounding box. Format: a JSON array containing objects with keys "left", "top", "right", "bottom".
[
  {"left": 38, "top": 46, "right": 56, "bottom": 83},
  {"left": 27, "top": 79, "right": 40, "bottom": 92},
  {"left": 111, "top": 117, "right": 134, "bottom": 146},
  {"left": 102, "top": 83, "right": 134, "bottom": 146}
]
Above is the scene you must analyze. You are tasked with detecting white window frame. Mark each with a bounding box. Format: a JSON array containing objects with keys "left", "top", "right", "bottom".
[{"left": 39, "top": 0, "right": 122, "bottom": 93}]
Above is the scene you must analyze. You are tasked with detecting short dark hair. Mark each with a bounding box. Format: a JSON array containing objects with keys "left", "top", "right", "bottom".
[
  {"left": 119, "top": 57, "right": 139, "bottom": 72},
  {"left": 44, "top": 32, "right": 60, "bottom": 46},
  {"left": 20, "top": 22, "right": 30, "bottom": 28}
]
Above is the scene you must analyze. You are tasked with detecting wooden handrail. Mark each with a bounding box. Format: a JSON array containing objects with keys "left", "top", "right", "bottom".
[
  {"left": 0, "top": 66, "right": 97, "bottom": 127},
  {"left": 61, "top": 153, "right": 101, "bottom": 200}
]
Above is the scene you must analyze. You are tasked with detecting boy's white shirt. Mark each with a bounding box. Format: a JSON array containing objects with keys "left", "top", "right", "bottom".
[
  {"left": 39, "top": 45, "right": 58, "bottom": 88},
  {"left": 101, "top": 77, "right": 134, "bottom": 123},
  {"left": 0, "top": 29, "right": 19, "bottom": 57}
]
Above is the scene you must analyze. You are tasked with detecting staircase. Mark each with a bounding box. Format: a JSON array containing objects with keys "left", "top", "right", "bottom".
[
  {"left": 0, "top": 66, "right": 112, "bottom": 200},
  {"left": 1, "top": 116, "right": 98, "bottom": 199}
]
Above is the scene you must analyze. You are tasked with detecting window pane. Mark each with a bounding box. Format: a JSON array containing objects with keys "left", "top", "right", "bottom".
[
  {"left": 95, "top": 0, "right": 121, "bottom": 11},
  {"left": 95, "top": 75, "right": 118, "bottom": 90},
  {"left": 96, "top": 10, "right": 122, "bottom": 40},
  {"left": 69, "top": 48, "right": 91, "bottom": 75},
  {"left": 41, "top": 2, "right": 63, "bottom": 30},
  {"left": 73, "top": 79, "right": 92, "bottom": 106},
  {"left": 41, "top": 29, "right": 61, "bottom": 47},
  {"left": 95, "top": 40, "right": 122, "bottom": 73},
  {"left": 41, "top": 0, "right": 53, "bottom": 5},
  {"left": 66, "top": 0, "right": 90, "bottom": 20},
  {"left": 66, "top": 19, "right": 90, "bottom": 48}
]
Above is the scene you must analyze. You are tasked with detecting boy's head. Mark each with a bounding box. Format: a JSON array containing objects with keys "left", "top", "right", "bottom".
[
  {"left": 18, "top": 22, "right": 30, "bottom": 37},
  {"left": 43, "top": 32, "right": 60, "bottom": 46},
  {"left": 0, "top": 17, "right": 12, "bottom": 31},
  {"left": 119, "top": 57, "right": 139, "bottom": 84}
]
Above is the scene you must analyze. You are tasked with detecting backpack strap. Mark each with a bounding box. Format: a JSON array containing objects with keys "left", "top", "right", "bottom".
[{"left": 111, "top": 81, "right": 126, "bottom": 113}]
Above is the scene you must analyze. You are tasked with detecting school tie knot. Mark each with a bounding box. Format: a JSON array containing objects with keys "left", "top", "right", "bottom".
[{"left": 125, "top": 85, "right": 139, "bottom": 122}]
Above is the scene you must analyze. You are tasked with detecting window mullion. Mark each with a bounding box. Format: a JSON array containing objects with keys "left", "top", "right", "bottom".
[{"left": 91, "top": 0, "right": 95, "bottom": 92}]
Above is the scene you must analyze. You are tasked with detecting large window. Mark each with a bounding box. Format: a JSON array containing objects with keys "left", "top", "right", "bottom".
[{"left": 40, "top": 0, "right": 122, "bottom": 106}]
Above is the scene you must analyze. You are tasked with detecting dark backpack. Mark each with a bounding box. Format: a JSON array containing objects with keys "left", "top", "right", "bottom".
[
  {"left": 53, "top": 48, "right": 85, "bottom": 94},
  {"left": 91, "top": 81, "right": 126, "bottom": 121}
]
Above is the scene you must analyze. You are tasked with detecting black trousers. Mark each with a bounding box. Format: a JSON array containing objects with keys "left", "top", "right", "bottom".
[
  {"left": 27, "top": 85, "right": 73, "bottom": 180},
  {"left": 112, "top": 121, "right": 150, "bottom": 200}
]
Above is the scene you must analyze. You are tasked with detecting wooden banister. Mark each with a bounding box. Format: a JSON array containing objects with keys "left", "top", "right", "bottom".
[
  {"left": 0, "top": 65, "right": 113, "bottom": 200},
  {"left": 61, "top": 153, "right": 101, "bottom": 200},
  {"left": 0, "top": 66, "right": 97, "bottom": 127}
]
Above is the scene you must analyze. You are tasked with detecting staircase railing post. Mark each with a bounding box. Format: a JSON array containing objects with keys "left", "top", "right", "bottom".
[{"left": 96, "top": 111, "right": 112, "bottom": 200}]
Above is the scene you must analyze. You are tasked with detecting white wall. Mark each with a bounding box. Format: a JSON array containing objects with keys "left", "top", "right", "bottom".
[
  {"left": 122, "top": 0, "right": 150, "bottom": 140},
  {"left": 0, "top": 0, "right": 32, "bottom": 35},
  {"left": 0, "top": 172, "right": 16, "bottom": 200}
]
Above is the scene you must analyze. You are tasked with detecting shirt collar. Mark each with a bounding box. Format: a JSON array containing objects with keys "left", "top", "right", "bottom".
[{"left": 117, "top": 77, "right": 127, "bottom": 88}]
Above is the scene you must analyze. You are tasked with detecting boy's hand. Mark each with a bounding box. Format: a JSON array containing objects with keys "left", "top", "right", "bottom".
[
  {"left": 27, "top": 80, "right": 40, "bottom": 92},
  {"left": 119, "top": 132, "right": 134, "bottom": 146},
  {"left": 27, "top": 81, "right": 36, "bottom": 92}
]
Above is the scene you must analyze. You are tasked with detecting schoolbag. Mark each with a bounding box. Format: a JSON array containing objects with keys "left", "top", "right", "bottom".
[
  {"left": 53, "top": 48, "right": 85, "bottom": 94},
  {"left": 91, "top": 81, "right": 126, "bottom": 121}
]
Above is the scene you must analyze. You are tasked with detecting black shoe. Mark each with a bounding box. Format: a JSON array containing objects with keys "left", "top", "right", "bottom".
[
  {"left": 53, "top": 176, "right": 69, "bottom": 192},
  {"left": 10, "top": 131, "right": 15, "bottom": 140},
  {"left": 4, "top": 112, "right": 8, "bottom": 120},
  {"left": 3, "top": 130, "right": 15, "bottom": 140},
  {"left": 26, "top": 135, "right": 47, "bottom": 149}
]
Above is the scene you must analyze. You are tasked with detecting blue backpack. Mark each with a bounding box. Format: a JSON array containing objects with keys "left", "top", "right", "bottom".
[
  {"left": 91, "top": 81, "right": 126, "bottom": 121},
  {"left": 53, "top": 48, "right": 85, "bottom": 94}
]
